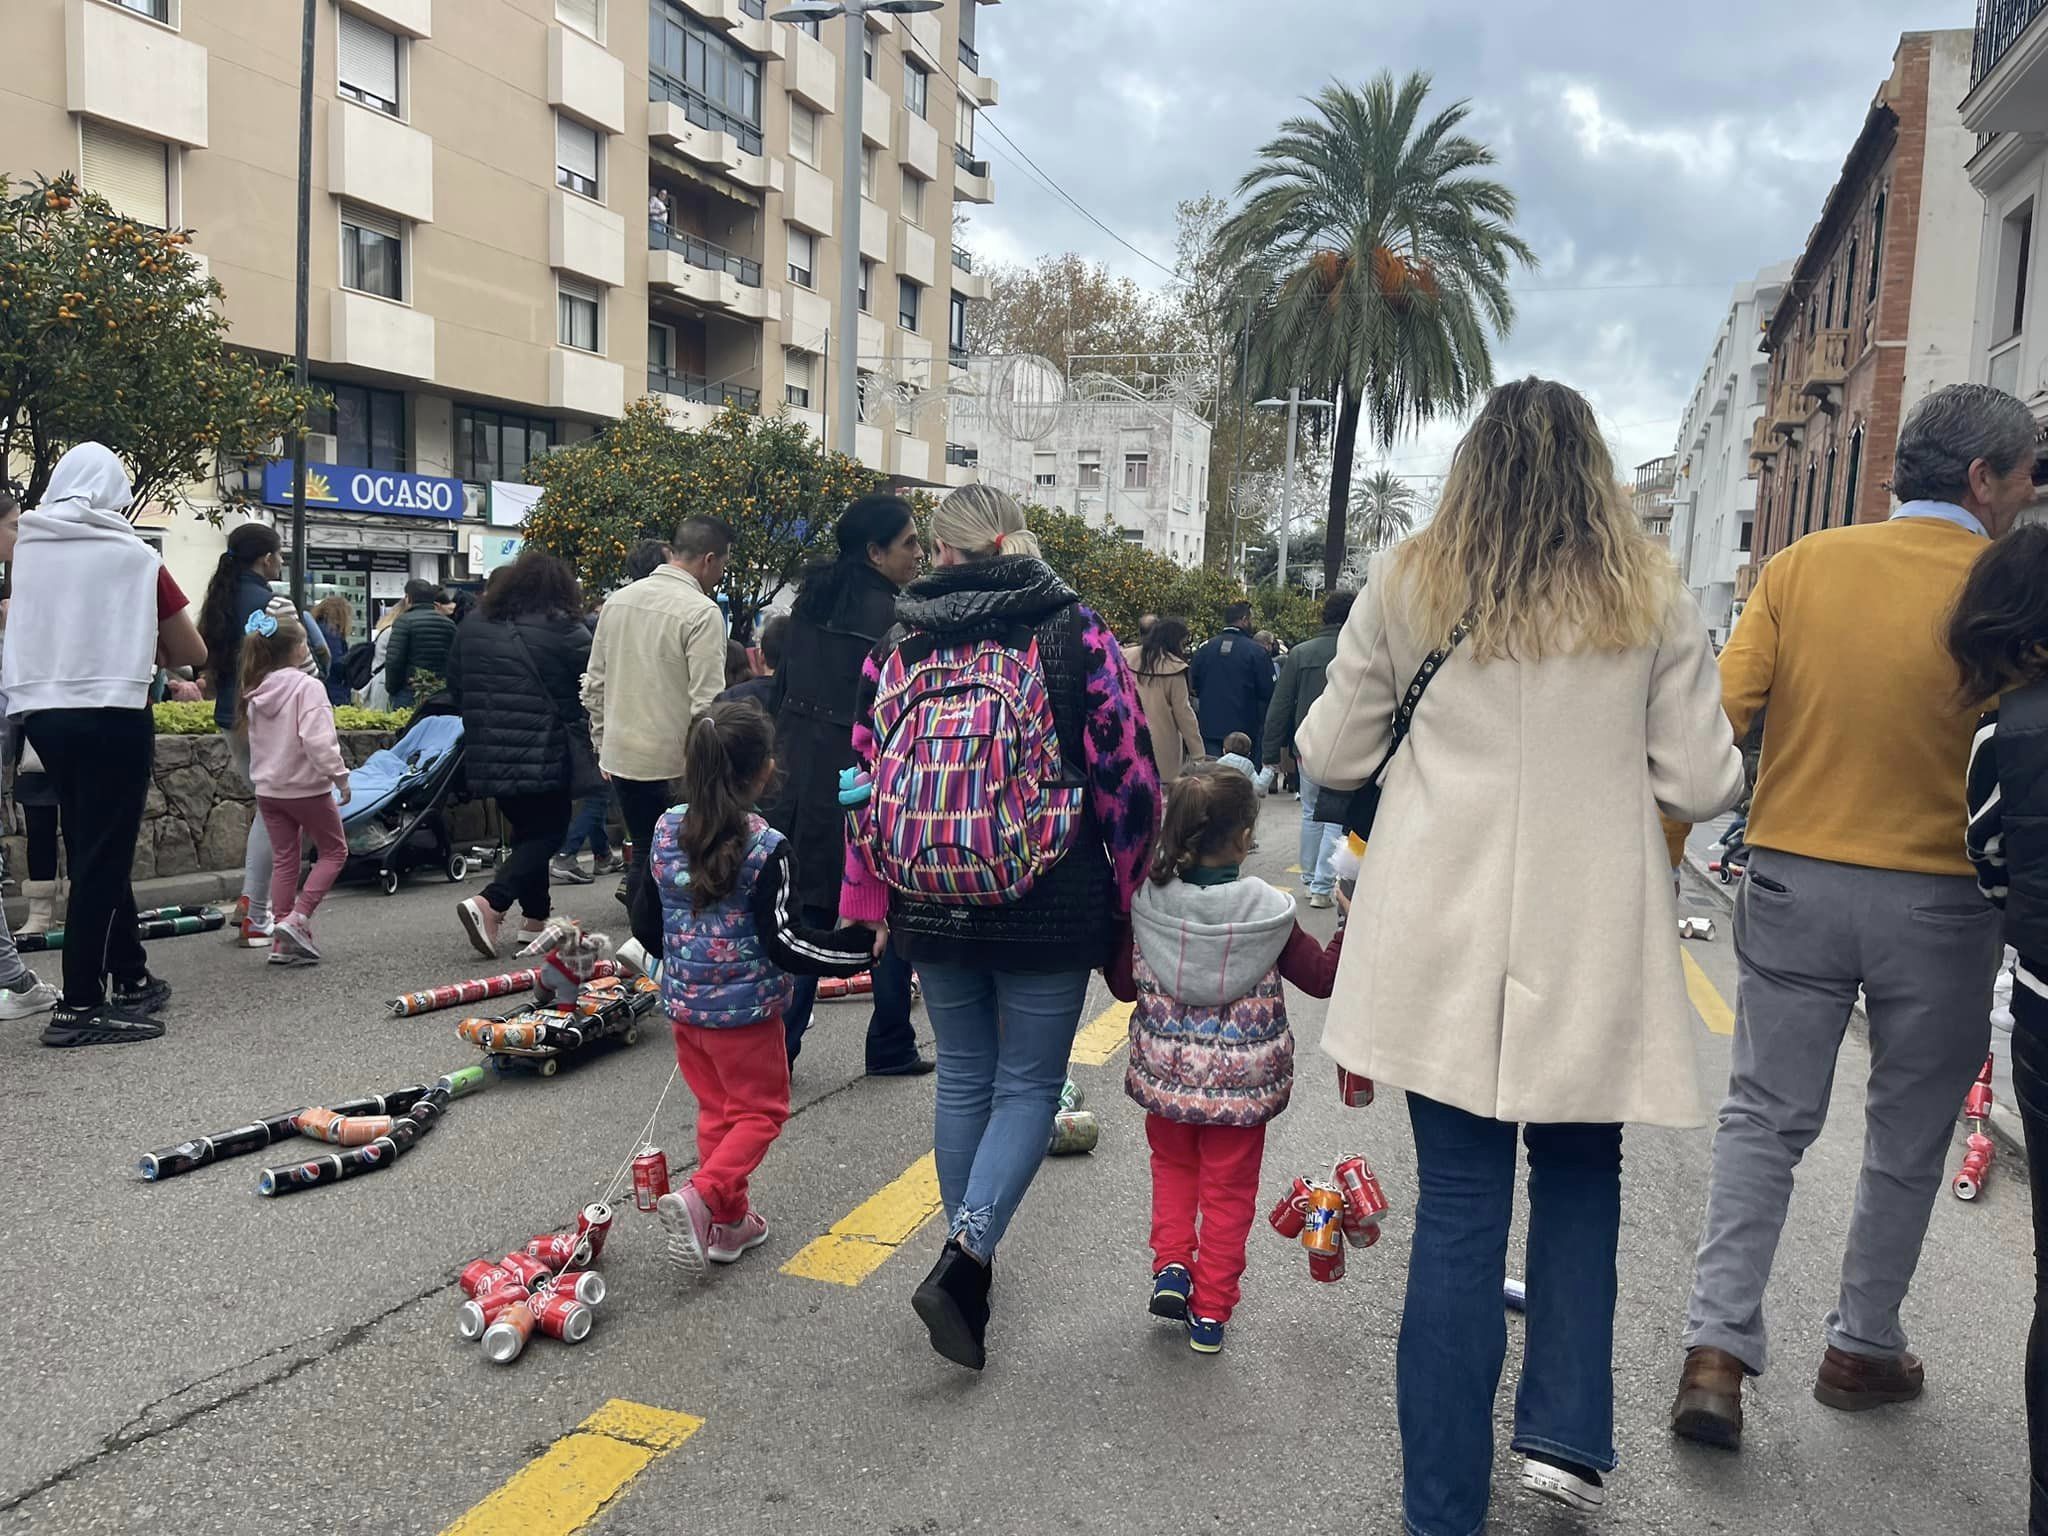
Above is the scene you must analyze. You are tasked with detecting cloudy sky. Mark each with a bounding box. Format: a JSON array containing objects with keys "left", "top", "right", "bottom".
[{"left": 967, "top": 0, "right": 1976, "bottom": 484}]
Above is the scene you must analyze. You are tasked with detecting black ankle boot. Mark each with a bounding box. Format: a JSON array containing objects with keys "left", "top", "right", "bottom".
[{"left": 912, "top": 1239, "right": 990, "bottom": 1370}]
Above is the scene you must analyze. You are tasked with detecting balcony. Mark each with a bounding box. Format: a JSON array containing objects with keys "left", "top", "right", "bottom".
[
  {"left": 1965, "top": 0, "right": 2048, "bottom": 134},
  {"left": 862, "top": 85, "right": 893, "bottom": 149},
  {"left": 65, "top": 0, "right": 208, "bottom": 147},
  {"left": 550, "top": 190, "right": 625, "bottom": 288},
  {"left": 1800, "top": 328, "right": 1851, "bottom": 399},
  {"left": 786, "top": 26, "right": 835, "bottom": 113},
  {"left": 957, "top": 41, "right": 999, "bottom": 107},
  {"left": 649, "top": 367, "right": 761, "bottom": 432},
  {"left": 896, "top": 220, "right": 936, "bottom": 288},
  {"left": 1747, "top": 414, "right": 1778, "bottom": 469},
  {"left": 647, "top": 223, "right": 772, "bottom": 322},
  {"left": 786, "top": 160, "right": 834, "bottom": 237},
  {"left": 549, "top": 24, "right": 626, "bottom": 136},
  {"left": 1768, "top": 384, "right": 1806, "bottom": 442},
  {"left": 329, "top": 101, "right": 433, "bottom": 224},
  {"left": 952, "top": 144, "right": 994, "bottom": 205},
  {"left": 647, "top": 88, "right": 783, "bottom": 194},
  {"left": 895, "top": 435, "right": 932, "bottom": 483},
  {"left": 550, "top": 348, "right": 624, "bottom": 419},
  {"left": 945, "top": 443, "right": 978, "bottom": 467},
  {"left": 784, "top": 284, "right": 830, "bottom": 353},
  {"left": 648, "top": 72, "right": 764, "bottom": 158},
  {"left": 950, "top": 245, "right": 990, "bottom": 301},
  {"left": 958, "top": 38, "right": 978, "bottom": 71},
  {"left": 859, "top": 198, "right": 888, "bottom": 264},
  {"left": 899, "top": 107, "right": 940, "bottom": 181},
  {"left": 329, "top": 291, "right": 434, "bottom": 380}
]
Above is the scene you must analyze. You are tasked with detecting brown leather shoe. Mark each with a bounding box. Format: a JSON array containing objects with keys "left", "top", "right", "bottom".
[
  {"left": 1813, "top": 1346, "right": 1923, "bottom": 1412},
  {"left": 1671, "top": 1346, "right": 1746, "bottom": 1449}
]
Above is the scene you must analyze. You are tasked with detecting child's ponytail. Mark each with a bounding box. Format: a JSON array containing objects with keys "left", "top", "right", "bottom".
[
  {"left": 1150, "top": 766, "right": 1259, "bottom": 885},
  {"left": 679, "top": 699, "right": 777, "bottom": 908}
]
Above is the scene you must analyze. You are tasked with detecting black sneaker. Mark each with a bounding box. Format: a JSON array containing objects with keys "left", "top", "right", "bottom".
[
  {"left": 112, "top": 972, "right": 172, "bottom": 1015},
  {"left": 42, "top": 1001, "right": 165, "bottom": 1047}
]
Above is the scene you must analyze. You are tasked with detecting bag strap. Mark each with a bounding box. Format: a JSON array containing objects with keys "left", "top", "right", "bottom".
[
  {"left": 1363, "top": 620, "right": 1470, "bottom": 788},
  {"left": 505, "top": 621, "right": 579, "bottom": 732}
]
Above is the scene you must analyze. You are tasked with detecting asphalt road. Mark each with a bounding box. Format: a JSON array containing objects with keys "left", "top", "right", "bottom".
[{"left": 0, "top": 797, "right": 2033, "bottom": 1535}]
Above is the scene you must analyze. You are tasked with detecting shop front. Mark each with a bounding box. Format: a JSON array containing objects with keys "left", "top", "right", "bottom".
[{"left": 263, "top": 460, "right": 465, "bottom": 643}]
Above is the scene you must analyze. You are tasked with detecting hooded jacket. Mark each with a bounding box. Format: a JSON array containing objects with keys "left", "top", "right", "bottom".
[
  {"left": 242, "top": 667, "right": 349, "bottom": 799},
  {"left": 3, "top": 444, "right": 161, "bottom": 716}
]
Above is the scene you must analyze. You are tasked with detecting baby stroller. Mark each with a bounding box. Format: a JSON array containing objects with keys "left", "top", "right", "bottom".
[{"left": 338, "top": 714, "right": 470, "bottom": 895}]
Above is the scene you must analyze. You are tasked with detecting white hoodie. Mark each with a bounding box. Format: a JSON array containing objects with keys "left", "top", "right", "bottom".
[{"left": 3, "top": 444, "right": 163, "bottom": 716}]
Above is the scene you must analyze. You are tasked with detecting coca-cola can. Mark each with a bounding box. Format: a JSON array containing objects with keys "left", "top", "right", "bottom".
[
  {"left": 533, "top": 1288, "right": 594, "bottom": 1344},
  {"left": 1267, "top": 1174, "right": 1312, "bottom": 1239},
  {"left": 498, "top": 1251, "right": 554, "bottom": 1290},
  {"left": 1309, "top": 1233, "right": 1347, "bottom": 1283},
  {"left": 1340, "top": 1214, "right": 1381, "bottom": 1249},
  {"left": 460, "top": 1259, "right": 516, "bottom": 1299},
  {"left": 481, "top": 1298, "right": 537, "bottom": 1364},
  {"left": 1334, "top": 1154, "right": 1389, "bottom": 1229},
  {"left": 1301, "top": 1185, "right": 1344, "bottom": 1258},
  {"left": 524, "top": 1231, "right": 587, "bottom": 1269},
  {"left": 632, "top": 1146, "right": 670, "bottom": 1212},
  {"left": 574, "top": 1202, "right": 615, "bottom": 1262},
  {"left": 544, "top": 1269, "right": 607, "bottom": 1307},
  {"left": 1336, "top": 1067, "right": 1376, "bottom": 1108},
  {"left": 456, "top": 1284, "right": 531, "bottom": 1341}
]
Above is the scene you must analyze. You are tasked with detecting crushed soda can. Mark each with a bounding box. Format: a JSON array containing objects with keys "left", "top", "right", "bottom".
[
  {"left": 1679, "top": 917, "right": 1716, "bottom": 941},
  {"left": 1047, "top": 1109, "right": 1098, "bottom": 1156}
]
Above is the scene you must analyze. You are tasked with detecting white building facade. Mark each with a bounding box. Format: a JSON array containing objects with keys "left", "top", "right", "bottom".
[
  {"left": 1665, "top": 261, "right": 1794, "bottom": 644},
  {"left": 1962, "top": 0, "right": 2048, "bottom": 449}
]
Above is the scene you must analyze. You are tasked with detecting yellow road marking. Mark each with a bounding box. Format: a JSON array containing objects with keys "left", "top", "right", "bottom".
[
  {"left": 781, "top": 1151, "right": 944, "bottom": 1285},
  {"left": 1682, "top": 949, "right": 1735, "bottom": 1036},
  {"left": 440, "top": 1399, "right": 701, "bottom": 1536},
  {"left": 1070, "top": 1001, "right": 1133, "bottom": 1066}
]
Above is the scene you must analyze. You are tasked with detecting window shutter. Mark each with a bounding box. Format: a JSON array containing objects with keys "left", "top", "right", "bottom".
[
  {"left": 343, "top": 203, "right": 402, "bottom": 244},
  {"left": 81, "top": 122, "right": 168, "bottom": 228},
  {"left": 556, "top": 116, "right": 599, "bottom": 183},
  {"left": 555, "top": 0, "right": 601, "bottom": 39},
  {"left": 338, "top": 12, "right": 399, "bottom": 110}
]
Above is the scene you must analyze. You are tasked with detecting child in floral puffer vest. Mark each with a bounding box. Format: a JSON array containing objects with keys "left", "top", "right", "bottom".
[
  {"left": 628, "top": 701, "right": 881, "bottom": 1283},
  {"left": 1108, "top": 765, "right": 1344, "bottom": 1354}
]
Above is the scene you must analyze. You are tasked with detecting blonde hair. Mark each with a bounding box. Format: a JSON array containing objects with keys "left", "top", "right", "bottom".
[
  {"left": 1394, "top": 377, "right": 1674, "bottom": 661},
  {"left": 234, "top": 611, "right": 308, "bottom": 738},
  {"left": 930, "top": 484, "right": 1042, "bottom": 561}
]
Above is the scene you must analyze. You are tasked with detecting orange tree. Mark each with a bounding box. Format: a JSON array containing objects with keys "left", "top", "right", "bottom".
[
  {"left": 1026, "top": 503, "right": 1251, "bottom": 643},
  {"left": 0, "top": 174, "right": 318, "bottom": 512},
  {"left": 524, "top": 398, "right": 876, "bottom": 635}
]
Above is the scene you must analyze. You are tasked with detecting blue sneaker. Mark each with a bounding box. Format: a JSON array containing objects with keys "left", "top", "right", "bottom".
[
  {"left": 1149, "top": 1264, "right": 1192, "bottom": 1321},
  {"left": 1187, "top": 1316, "right": 1225, "bottom": 1354}
]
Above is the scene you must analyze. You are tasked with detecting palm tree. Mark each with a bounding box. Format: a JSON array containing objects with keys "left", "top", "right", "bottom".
[
  {"left": 1218, "top": 73, "right": 1535, "bottom": 587},
  {"left": 1350, "top": 468, "right": 1419, "bottom": 556}
]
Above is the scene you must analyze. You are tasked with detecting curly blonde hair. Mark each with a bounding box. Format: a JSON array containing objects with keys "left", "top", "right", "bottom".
[{"left": 1393, "top": 377, "right": 1674, "bottom": 661}]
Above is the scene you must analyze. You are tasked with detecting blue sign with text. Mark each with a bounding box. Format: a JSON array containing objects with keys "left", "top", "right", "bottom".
[{"left": 262, "top": 461, "right": 464, "bottom": 520}]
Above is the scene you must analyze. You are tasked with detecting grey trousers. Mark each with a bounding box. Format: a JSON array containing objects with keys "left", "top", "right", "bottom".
[{"left": 1683, "top": 848, "right": 2002, "bottom": 1373}]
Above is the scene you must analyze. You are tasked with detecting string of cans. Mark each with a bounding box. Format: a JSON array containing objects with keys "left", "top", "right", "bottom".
[
  {"left": 1268, "top": 1154, "right": 1392, "bottom": 1283},
  {"left": 457, "top": 1203, "right": 616, "bottom": 1363},
  {"left": 18, "top": 903, "right": 224, "bottom": 953}
]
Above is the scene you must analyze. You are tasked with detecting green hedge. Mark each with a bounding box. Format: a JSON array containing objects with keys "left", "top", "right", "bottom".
[{"left": 153, "top": 701, "right": 414, "bottom": 735}]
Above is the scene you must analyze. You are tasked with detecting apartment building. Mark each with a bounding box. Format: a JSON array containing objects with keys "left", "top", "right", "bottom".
[
  {"left": 1631, "top": 454, "right": 1677, "bottom": 547},
  {"left": 1663, "top": 261, "right": 1793, "bottom": 642},
  {"left": 5, "top": 0, "right": 998, "bottom": 628},
  {"left": 1745, "top": 31, "right": 1982, "bottom": 592},
  {"left": 1962, "top": 0, "right": 2048, "bottom": 466}
]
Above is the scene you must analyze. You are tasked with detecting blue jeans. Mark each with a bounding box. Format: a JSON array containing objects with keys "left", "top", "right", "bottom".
[
  {"left": 783, "top": 909, "right": 919, "bottom": 1071},
  {"left": 1399, "top": 1093, "right": 1621, "bottom": 1536},
  {"left": 557, "top": 791, "right": 612, "bottom": 860},
  {"left": 917, "top": 963, "right": 1091, "bottom": 1258},
  {"left": 1296, "top": 768, "right": 1341, "bottom": 895}
]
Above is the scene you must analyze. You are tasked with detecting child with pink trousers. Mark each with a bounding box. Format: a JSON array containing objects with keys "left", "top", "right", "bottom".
[{"left": 237, "top": 609, "right": 351, "bottom": 964}]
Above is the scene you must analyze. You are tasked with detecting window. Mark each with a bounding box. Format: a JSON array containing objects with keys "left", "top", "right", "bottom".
[
  {"left": 558, "top": 278, "right": 601, "bottom": 352},
  {"left": 311, "top": 382, "right": 407, "bottom": 470},
  {"left": 904, "top": 57, "right": 930, "bottom": 119},
  {"left": 1033, "top": 450, "right": 1056, "bottom": 487},
  {"left": 792, "top": 16, "right": 820, "bottom": 38},
  {"left": 340, "top": 205, "right": 404, "bottom": 301},
  {"left": 649, "top": 2, "right": 764, "bottom": 151},
  {"left": 956, "top": 96, "right": 976, "bottom": 155},
  {"left": 862, "top": 31, "right": 875, "bottom": 81},
  {"left": 790, "top": 102, "right": 819, "bottom": 168},
  {"left": 1800, "top": 458, "right": 1817, "bottom": 538},
  {"left": 555, "top": 114, "right": 602, "bottom": 200},
  {"left": 556, "top": 0, "right": 603, "bottom": 41},
  {"left": 1996, "top": 201, "right": 2034, "bottom": 343},
  {"left": 1844, "top": 238, "right": 1858, "bottom": 321},
  {"left": 1867, "top": 190, "right": 1886, "bottom": 303},
  {"left": 1739, "top": 519, "right": 1754, "bottom": 553},
  {"left": 858, "top": 258, "right": 873, "bottom": 312},
  {"left": 1821, "top": 444, "right": 1838, "bottom": 528},
  {"left": 901, "top": 169, "right": 924, "bottom": 227},
  {"left": 1123, "top": 452, "right": 1149, "bottom": 490},
  {"left": 949, "top": 292, "right": 968, "bottom": 356},
  {"left": 862, "top": 145, "right": 878, "bottom": 199},
  {"left": 80, "top": 121, "right": 169, "bottom": 228},
  {"left": 856, "top": 369, "right": 875, "bottom": 423},
  {"left": 1078, "top": 449, "right": 1102, "bottom": 489},
  {"left": 647, "top": 324, "right": 671, "bottom": 372},
  {"left": 897, "top": 276, "right": 920, "bottom": 332},
  {"left": 787, "top": 227, "right": 814, "bottom": 288},
  {"left": 455, "top": 405, "right": 556, "bottom": 484},
  {"left": 785, "top": 350, "right": 813, "bottom": 408},
  {"left": 338, "top": 11, "right": 401, "bottom": 116},
  {"left": 1824, "top": 270, "right": 1837, "bottom": 329},
  {"left": 113, "top": 0, "right": 170, "bottom": 17}
]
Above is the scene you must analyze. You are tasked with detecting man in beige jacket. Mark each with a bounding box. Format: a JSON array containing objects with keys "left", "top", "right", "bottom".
[{"left": 583, "top": 515, "right": 731, "bottom": 905}]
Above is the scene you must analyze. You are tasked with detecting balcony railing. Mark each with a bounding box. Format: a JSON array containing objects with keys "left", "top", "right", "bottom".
[
  {"left": 1748, "top": 414, "right": 1777, "bottom": 465},
  {"left": 945, "top": 443, "right": 978, "bottom": 467},
  {"left": 648, "top": 221, "right": 763, "bottom": 287},
  {"left": 1974, "top": 0, "right": 2048, "bottom": 83},
  {"left": 951, "top": 246, "right": 973, "bottom": 272},
  {"left": 959, "top": 38, "right": 980, "bottom": 70},
  {"left": 953, "top": 144, "right": 989, "bottom": 176},
  {"left": 648, "top": 72, "right": 764, "bottom": 157},
  {"left": 648, "top": 368, "right": 761, "bottom": 412},
  {"left": 1801, "top": 327, "right": 1851, "bottom": 396}
]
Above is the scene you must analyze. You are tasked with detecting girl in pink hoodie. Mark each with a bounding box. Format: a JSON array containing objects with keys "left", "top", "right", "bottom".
[{"left": 237, "top": 610, "right": 351, "bottom": 965}]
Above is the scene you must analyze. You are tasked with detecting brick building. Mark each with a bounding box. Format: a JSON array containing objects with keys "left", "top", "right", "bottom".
[
  {"left": 1632, "top": 454, "right": 1678, "bottom": 547},
  {"left": 1743, "top": 31, "right": 1983, "bottom": 594}
]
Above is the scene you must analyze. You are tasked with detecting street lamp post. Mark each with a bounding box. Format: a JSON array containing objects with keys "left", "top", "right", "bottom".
[
  {"left": 1256, "top": 389, "right": 1332, "bottom": 590},
  {"left": 772, "top": 0, "right": 942, "bottom": 461},
  {"left": 288, "top": 0, "right": 316, "bottom": 609}
]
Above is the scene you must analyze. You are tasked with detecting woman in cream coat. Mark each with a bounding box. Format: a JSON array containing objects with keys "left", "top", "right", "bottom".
[{"left": 1297, "top": 378, "right": 1742, "bottom": 1536}]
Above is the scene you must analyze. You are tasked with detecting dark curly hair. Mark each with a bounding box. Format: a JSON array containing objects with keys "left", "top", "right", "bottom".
[
  {"left": 481, "top": 549, "right": 582, "bottom": 622},
  {"left": 1947, "top": 522, "right": 2048, "bottom": 703}
]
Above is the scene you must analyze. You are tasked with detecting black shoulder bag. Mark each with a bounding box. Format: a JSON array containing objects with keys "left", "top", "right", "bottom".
[
  {"left": 509, "top": 623, "right": 607, "bottom": 800},
  {"left": 1309, "top": 621, "right": 1469, "bottom": 840}
]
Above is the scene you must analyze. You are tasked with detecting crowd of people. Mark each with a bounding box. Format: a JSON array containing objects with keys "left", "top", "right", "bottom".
[{"left": 1, "top": 372, "right": 2043, "bottom": 1531}]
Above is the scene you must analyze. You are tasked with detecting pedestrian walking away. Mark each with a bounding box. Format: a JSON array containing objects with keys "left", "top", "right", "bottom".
[
  {"left": 311, "top": 595, "right": 354, "bottom": 706},
  {"left": 1264, "top": 590, "right": 1357, "bottom": 906},
  {"left": 840, "top": 483, "right": 1161, "bottom": 1371},
  {"left": 1297, "top": 378, "right": 1743, "bottom": 1533},
  {"left": 382, "top": 578, "right": 456, "bottom": 711},
  {"left": 446, "top": 551, "right": 594, "bottom": 957},
  {"left": 1672, "top": 383, "right": 2041, "bottom": 1453},
  {"left": 1106, "top": 766, "right": 1344, "bottom": 1355},
  {"left": 1189, "top": 600, "right": 1273, "bottom": 763},
  {"left": 4, "top": 444, "right": 208, "bottom": 1047},
  {"left": 1123, "top": 615, "right": 1205, "bottom": 784},
  {"left": 628, "top": 701, "right": 880, "bottom": 1280},
  {"left": 765, "top": 495, "right": 931, "bottom": 1076}
]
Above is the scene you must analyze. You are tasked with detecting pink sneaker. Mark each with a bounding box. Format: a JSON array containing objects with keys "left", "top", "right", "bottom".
[
  {"left": 655, "top": 1183, "right": 713, "bottom": 1281},
  {"left": 456, "top": 897, "right": 501, "bottom": 959},
  {"left": 274, "top": 913, "right": 321, "bottom": 962},
  {"left": 707, "top": 1209, "right": 769, "bottom": 1263}
]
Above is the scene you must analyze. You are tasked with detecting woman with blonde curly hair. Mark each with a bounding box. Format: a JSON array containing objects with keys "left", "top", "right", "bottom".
[{"left": 1296, "top": 377, "right": 1743, "bottom": 1533}]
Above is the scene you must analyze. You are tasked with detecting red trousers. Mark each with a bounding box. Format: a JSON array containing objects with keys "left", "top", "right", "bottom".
[
  {"left": 671, "top": 1017, "right": 791, "bottom": 1224},
  {"left": 1145, "top": 1114, "right": 1268, "bottom": 1323}
]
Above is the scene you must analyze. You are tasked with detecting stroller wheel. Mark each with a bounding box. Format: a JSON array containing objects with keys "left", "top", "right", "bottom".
[
  {"left": 447, "top": 853, "right": 469, "bottom": 882},
  {"left": 379, "top": 869, "right": 401, "bottom": 896}
]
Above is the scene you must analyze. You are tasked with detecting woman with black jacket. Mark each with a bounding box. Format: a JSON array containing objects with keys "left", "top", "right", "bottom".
[
  {"left": 765, "top": 494, "right": 930, "bottom": 1075},
  {"left": 447, "top": 550, "right": 593, "bottom": 957}
]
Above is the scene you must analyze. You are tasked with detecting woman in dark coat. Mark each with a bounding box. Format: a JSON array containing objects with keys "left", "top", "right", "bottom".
[
  {"left": 766, "top": 494, "right": 929, "bottom": 1074},
  {"left": 446, "top": 550, "right": 592, "bottom": 957}
]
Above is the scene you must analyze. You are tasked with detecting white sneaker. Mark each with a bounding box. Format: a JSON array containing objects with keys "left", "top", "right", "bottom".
[
  {"left": 1520, "top": 1455, "right": 1605, "bottom": 1513},
  {"left": 0, "top": 974, "right": 60, "bottom": 1020}
]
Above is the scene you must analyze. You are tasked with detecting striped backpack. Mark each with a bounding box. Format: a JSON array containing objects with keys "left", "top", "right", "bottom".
[{"left": 864, "top": 627, "right": 1084, "bottom": 905}]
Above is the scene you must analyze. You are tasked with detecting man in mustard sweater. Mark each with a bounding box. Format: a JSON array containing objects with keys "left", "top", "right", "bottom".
[{"left": 1673, "top": 385, "right": 2042, "bottom": 1449}]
